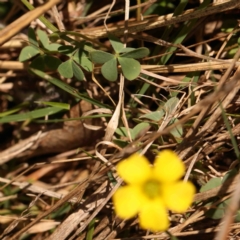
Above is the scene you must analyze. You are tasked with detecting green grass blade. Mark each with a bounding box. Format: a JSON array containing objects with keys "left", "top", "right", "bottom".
[
  {"left": 131, "top": 0, "right": 211, "bottom": 108},
  {"left": 157, "top": 0, "right": 188, "bottom": 53},
  {"left": 86, "top": 219, "right": 95, "bottom": 240},
  {"left": 30, "top": 68, "right": 112, "bottom": 109},
  {"left": 0, "top": 107, "right": 63, "bottom": 123},
  {"left": 34, "top": 113, "right": 113, "bottom": 123},
  {"left": 21, "top": 0, "right": 94, "bottom": 53},
  {"left": 21, "top": 0, "right": 58, "bottom": 32},
  {"left": 160, "top": 0, "right": 211, "bottom": 64},
  {"left": 220, "top": 103, "right": 240, "bottom": 159},
  {"left": 35, "top": 101, "right": 70, "bottom": 110},
  {"left": 0, "top": 103, "right": 29, "bottom": 117}
]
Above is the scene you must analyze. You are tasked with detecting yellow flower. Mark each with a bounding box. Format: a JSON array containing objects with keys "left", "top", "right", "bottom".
[{"left": 112, "top": 150, "right": 195, "bottom": 232}]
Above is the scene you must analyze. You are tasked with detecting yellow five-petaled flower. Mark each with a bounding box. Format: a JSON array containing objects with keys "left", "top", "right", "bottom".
[{"left": 112, "top": 150, "right": 195, "bottom": 232}]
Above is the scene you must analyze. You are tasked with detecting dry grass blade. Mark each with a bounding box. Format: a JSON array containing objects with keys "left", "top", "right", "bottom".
[
  {"left": 0, "top": 0, "right": 61, "bottom": 45},
  {"left": 214, "top": 176, "right": 240, "bottom": 239},
  {"left": 79, "top": 0, "right": 240, "bottom": 38}
]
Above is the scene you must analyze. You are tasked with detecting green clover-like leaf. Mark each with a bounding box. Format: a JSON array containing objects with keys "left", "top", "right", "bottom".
[
  {"left": 164, "top": 97, "right": 179, "bottom": 115},
  {"left": 44, "top": 43, "right": 62, "bottom": 52},
  {"left": 58, "top": 45, "right": 75, "bottom": 56},
  {"left": 120, "top": 47, "right": 149, "bottom": 59},
  {"left": 115, "top": 127, "right": 134, "bottom": 138},
  {"left": 90, "top": 50, "right": 114, "bottom": 64},
  {"left": 200, "top": 177, "right": 222, "bottom": 193},
  {"left": 169, "top": 119, "right": 183, "bottom": 143},
  {"left": 44, "top": 55, "right": 62, "bottom": 70},
  {"left": 132, "top": 122, "right": 150, "bottom": 140},
  {"left": 73, "top": 49, "right": 93, "bottom": 72},
  {"left": 118, "top": 57, "right": 141, "bottom": 80},
  {"left": 58, "top": 59, "right": 73, "bottom": 78},
  {"left": 19, "top": 46, "right": 40, "bottom": 62},
  {"left": 119, "top": 47, "right": 136, "bottom": 53},
  {"left": 116, "top": 122, "right": 150, "bottom": 140},
  {"left": 37, "top": 29, "right": 49, "bottom": 48},
  {"left": 72, "top": 61, "right": 84, "bottom": 81},
  {"left": 140, "top": 110, "right": 164, "bottom": 121},
  {"left": 79, "top": 55, "right": 93, "bottom": 72},
  {"left": 30, "top": 55, "right": 45, "bottom": 71},
  {"left": 108, "top": 33, "right": 124, "bottom": 53},
  {"left": 28, "top": 28, "right": 39, "bottom": 49},
  {"left": 101, "top": 58, "right": 118, "bottom": 81},
  {"left": 206, "top": 199, "right": 230, "bottom": 220}
]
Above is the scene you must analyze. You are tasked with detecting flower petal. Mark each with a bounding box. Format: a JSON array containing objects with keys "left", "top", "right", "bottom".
[
  {"left": 139, "top": 198, "right": 169, "bottom": 232},
  {"left": 116, "top": 153, "right": 152, "bottom": 184},
  {"left": 153, "top": 150, "right": 185, "bottom": 183},
  {"left": 162, "top": 181, "right": 195, "bottom": 213},
  {"left": 113, "top": 185, "right": 143, "bottom": 219}
]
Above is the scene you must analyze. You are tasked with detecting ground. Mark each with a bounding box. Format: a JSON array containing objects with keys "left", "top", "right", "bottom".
[{"left": 0, "top": 0, "right": 240, "bottom": 239}]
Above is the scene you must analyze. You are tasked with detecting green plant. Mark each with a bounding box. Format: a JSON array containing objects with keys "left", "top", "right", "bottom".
[
  {"left": 19, "top": 28, "right": 92, "bottom": 81},
  {"left": 200, "top": 169, "right": 239, "bottom": 220},
  {"left": 19, "top": 29, "right": 149, "bottom": 82},
  {"left": 90, "top": 34, "right": 149, "bottom": 81}
]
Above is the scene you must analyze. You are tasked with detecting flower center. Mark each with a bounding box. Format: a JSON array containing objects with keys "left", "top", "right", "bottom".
[{"left": 143, "top": 179, "right": 161, "bottom": 199}]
